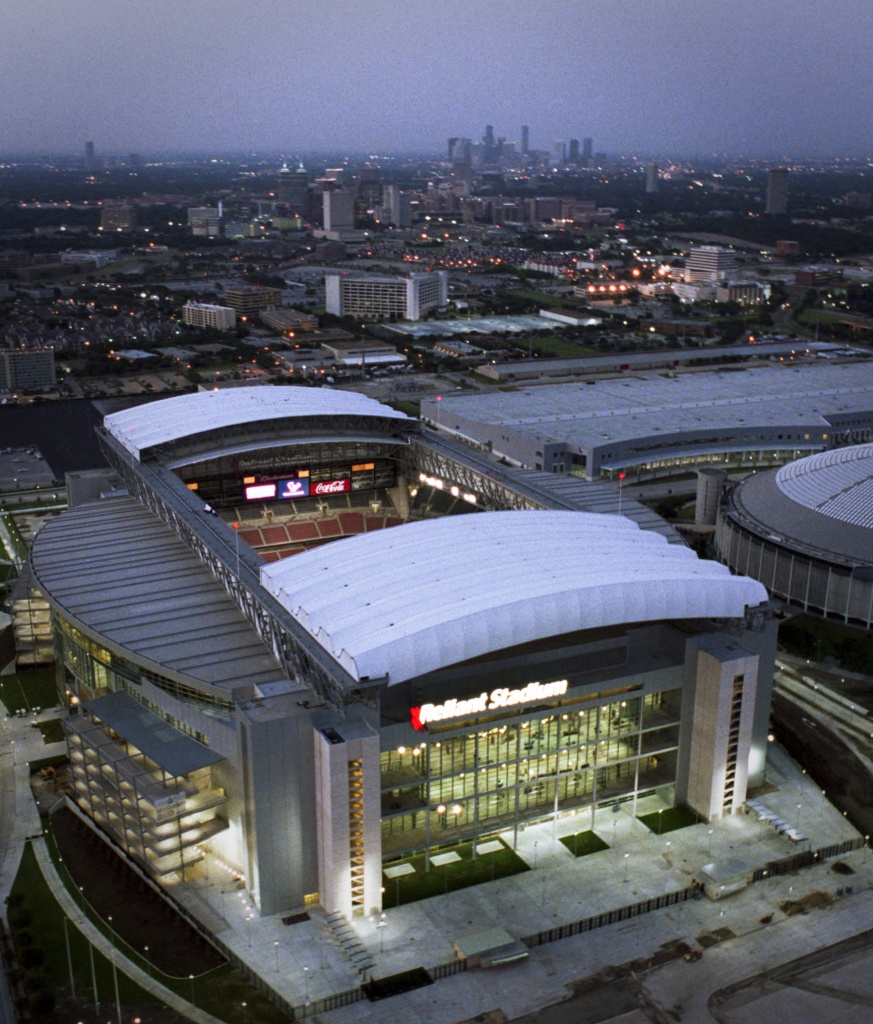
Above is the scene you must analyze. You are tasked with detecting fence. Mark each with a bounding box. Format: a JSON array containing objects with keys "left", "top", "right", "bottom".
[
  {"left": 751, "top": 835, "right": 865, "bottom": 882},
  {"left": 522, "top": 885, "right": 698, "bottom": 949}
]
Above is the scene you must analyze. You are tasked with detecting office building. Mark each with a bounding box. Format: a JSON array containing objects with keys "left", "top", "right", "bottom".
[
  {"left": 101, "top": 204, "right": 137, "bottom": 232},
  {"left": 381, "top": 186, "right": 412, "bottom": 228},
  {"left": 187, "top": 206, "right": 222, "bottom": 237},
  {"left": 521, "top": 125, "right": 529, "bottom": 156},
  {"left": 223, "top": 286, "right": 283, "bottom": 317},
  {"left": 325, "top": 271, "right": 448, "bottom": 321},
  {"left": 277, "top": 161, "right": 310, "bottom": 215},
  {"left": 684, "top": 245, "right": 737, "bottom": 283},
  {"left": 84, "top": 140, "right": 96, "bottom": 173},
  {"left": 646, "top": 162, "right": 659, "bottom": 194},
  {"left": 28, "top": 386, "right": 775, "bottom": 921},
  {"left": 765, "top": 168, "right": 789, "bottom": 215},
  {"left": 182, "top": 303, "right": 237, "bottom": 331},
  {"left": 323, "top": 190, "right": 355, "bottom": 233},
  {"left": 259, "top": 308, "right": 318, "bottom": 334}
]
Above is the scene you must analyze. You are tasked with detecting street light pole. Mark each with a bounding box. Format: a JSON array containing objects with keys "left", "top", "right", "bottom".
[{"left": 63, "top": 917, "right": 75, "bottom": 1000}]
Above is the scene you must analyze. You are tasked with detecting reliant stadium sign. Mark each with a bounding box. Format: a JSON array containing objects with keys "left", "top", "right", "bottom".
[{"left": 411, "top": 679, "right": 568, "bottom": 731}]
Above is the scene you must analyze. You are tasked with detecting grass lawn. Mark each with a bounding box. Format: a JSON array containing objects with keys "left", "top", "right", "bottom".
[
  {"left": 778, "top": 614, "right": 873, "bottom": 677},
  {"left": 506, "top": 289, "right": 568, "bottom": 306},
  {"left": 637, "top": 807, "right": 701, "bottom": 835},
  {"left": 46, "top": 808, "right": 291, "bottom": 1023},
  {"left": 10, "top": 841, "right": 164, "bottom": 1020},
  {"left": 529, "top": 336, "right": 599, "bottom": 358},
  {"left": 0, "top": 669, "right": 60, "bottom": 716},
  {"left": 559, "top": 830, "right": 610, "bottom": 858},
  {"left": 384, "top": 399, "right": 420, "bottom": 417},
  {"left": 795, "top": 307, "right": 847, "bottom": 326},
  {"left": 37, "top": 719, "right": 65, "bottom": 745},
  {"left": 382, "top": 837, "right": 528, "bottom": 907}
]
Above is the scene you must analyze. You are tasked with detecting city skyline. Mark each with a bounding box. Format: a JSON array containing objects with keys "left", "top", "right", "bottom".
[{"left": 3, "top": 0, "right": 873, "bottom": 158}]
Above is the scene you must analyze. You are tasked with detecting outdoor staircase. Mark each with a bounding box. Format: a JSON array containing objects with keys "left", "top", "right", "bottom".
[{"left": 324, "top": 910, "right": 375, "bottom": 977}]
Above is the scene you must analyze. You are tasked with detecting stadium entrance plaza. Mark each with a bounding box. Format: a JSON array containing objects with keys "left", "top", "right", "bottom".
[{"left": 165, "top": 742, "right": 866, "bottom": 1022}]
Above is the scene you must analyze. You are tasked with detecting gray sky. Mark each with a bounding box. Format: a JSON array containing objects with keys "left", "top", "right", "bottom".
[{"left": 4, "top": 0, "right": 872, "bottom": 157}]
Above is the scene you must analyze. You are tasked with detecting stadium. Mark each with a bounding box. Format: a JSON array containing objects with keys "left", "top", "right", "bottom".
[
  {"left": 715, "top": 443, "right": 873, "bottom": 629},
  {"left": 29, "top": 386, "right": 775, "bottom": 919}
]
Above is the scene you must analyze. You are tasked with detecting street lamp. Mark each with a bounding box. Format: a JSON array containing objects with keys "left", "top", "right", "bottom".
[
  {"left": 378, "top": 912, "right": 387, "bottom": 953},
  {"left": 303, "top": 965, "right": 310, "bottom": 1005},
  {"left": 623, "top": 852, "right": 630, "bottom": 883},
  {"left": 274, "top": 940, "right": 280, "bottom": 973},
  {"left": 708, "top": 829, "right": 714, "bottom": 859},
  {"left": 189, "top": 974, "right": 195, "bottom": 1007}
]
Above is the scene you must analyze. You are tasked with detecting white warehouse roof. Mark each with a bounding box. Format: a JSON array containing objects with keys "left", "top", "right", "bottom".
[
  {"left": 260, "top": 510, "right": 768, "bottom": 685},
  {"left": 103, "top": 386, "right": 410, "bottom": 460}
]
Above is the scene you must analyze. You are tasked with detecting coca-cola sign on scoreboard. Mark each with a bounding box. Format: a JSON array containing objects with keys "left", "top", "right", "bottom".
[{"left": 313, "top": 479, "right": 351, "bottom": 495}]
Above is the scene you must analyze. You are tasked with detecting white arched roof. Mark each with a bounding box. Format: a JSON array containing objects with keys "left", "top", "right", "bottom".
[
  {"left": 776, "top": 444, "right": 873, "bottom": 529},
  {"left": 103, "top": 386, "right": 409, "bottom": 460},
  {"left": 260, "top": 511, "right": 767, "bottom": 685}
]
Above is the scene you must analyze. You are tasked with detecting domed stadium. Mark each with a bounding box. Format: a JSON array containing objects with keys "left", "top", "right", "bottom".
[{"left": 715, "top": 444, "right": 873, "bottom": 629}]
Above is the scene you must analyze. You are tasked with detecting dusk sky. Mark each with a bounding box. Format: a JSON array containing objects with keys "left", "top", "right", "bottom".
[{"left": 4, "top": 0, "right": 872, "bottom": 158}]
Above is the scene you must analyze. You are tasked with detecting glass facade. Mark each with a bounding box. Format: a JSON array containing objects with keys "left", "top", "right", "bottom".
[
  {"left": 380, "top": 688, "right": 682, "bottom": 859},
  {"left": 54, "top": 615, "right": 232, "bottom": 745}
]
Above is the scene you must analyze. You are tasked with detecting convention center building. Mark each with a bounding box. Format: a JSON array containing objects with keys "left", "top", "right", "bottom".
[{"left": 28, "top": 387, "right": 775, "bottom": 919}]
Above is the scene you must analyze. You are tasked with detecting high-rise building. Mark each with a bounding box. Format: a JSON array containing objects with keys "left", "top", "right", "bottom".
[
  {"left": 646, "top": 162, "right": 659, "bottom": 194},
  {"left": 84, "top": 140, "right": 96, "bottom": 173},
  {"left": 277, "top": 161, "right": 309, "bottom": 216},
  {"left": 521, "top": 125, "right": 529, "bottom": 156},
  {"left": 482, "top": 124, "right": 496, "bottom": 163},
  {"left": 765, "top": 168, "right": 789, "bottom": 215},
  {"left": 568, "top": 139, "right": 579, "bottom": 163},
  {"left": 381, "top": 186, "right": 412, "bottom": 228},
  {"left": 684, "top": 245, "right": 737, "bottom": 283},
  {"left": 325, "top": 271, "right": 448, "bottom": 321},
  {"left": 187, "top": 206, "right": 222, "bottom": 237},
  {"left": 552, "top": 141, "right": 566, "bottom": 165},
  {"left": 323, "top": 190, "right": 355, "bottom": 233},
  {"left": 583, "top": 137, "right": 593, "bottom": 160}
]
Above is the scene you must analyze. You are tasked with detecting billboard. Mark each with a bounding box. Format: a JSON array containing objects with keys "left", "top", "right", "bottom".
[
  {"left": 312, "top": 479, "right": 351, "bottom": 496},
  {"left": 278, "top": 478, "right": 310, "bottom": 499},
  {"left": 244, "top": 482, "right": 277, "bottom": 501}
]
